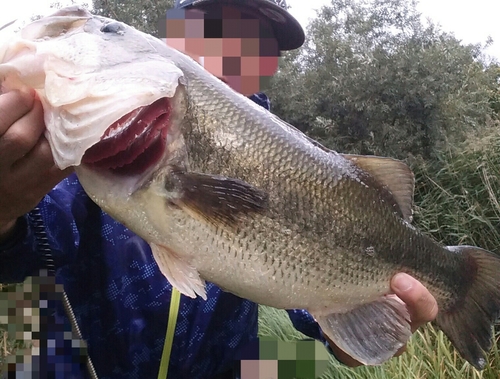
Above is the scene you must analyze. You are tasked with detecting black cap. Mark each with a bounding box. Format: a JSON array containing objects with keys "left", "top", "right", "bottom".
[{"left": 174, "top": 0, "right": 305, "bottom": 51}]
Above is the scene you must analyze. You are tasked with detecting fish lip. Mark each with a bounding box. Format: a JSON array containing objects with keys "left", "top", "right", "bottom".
[{"left": 81, "top": 97, "right": 171, "bottom": 175}]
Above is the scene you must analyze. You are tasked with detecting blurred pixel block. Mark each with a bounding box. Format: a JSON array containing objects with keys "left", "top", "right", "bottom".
[
  {"left": 0, "top": 275, "right": 89, "bottom": 377},
  {"left": 238, "top": 338, "right": 329, "bottom": 379}
]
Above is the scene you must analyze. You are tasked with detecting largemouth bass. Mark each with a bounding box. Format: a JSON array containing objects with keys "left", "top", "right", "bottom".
[{"left": 1, "top": 6, "right": 499, "bottom": 370}]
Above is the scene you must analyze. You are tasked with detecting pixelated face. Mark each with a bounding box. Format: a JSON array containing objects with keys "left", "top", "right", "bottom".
[{"left": 164, "top": 6, "right": 280, "bottom": 95}]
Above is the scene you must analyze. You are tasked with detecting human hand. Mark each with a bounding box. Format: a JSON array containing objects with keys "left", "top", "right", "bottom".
[
  {"left": 0, "top": 90, "right": 73, "bottom": 241},
  {"left": 326, "top": 273, "right": 438, "bottom": 367}
]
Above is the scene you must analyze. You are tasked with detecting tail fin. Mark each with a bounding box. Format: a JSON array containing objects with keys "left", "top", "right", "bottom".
[{"left": 435, "top": 246, "right": 500, "bottom": 370}]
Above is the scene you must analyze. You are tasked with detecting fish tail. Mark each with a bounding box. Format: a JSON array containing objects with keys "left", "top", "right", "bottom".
[{"left": 435, "top": 246, "right": 500, "bottom": 370}]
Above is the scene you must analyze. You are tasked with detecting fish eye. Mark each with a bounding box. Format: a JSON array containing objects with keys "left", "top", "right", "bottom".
[{"left": 100, "top": 22, "right": 123, "bottom": 34}]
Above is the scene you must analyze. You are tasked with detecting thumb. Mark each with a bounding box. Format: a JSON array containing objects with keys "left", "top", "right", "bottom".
[{"left": 391, "top": 273, "right": 438, "bottom": 331}]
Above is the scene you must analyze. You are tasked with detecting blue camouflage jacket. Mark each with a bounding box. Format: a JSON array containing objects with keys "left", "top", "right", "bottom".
[{"left": 0, "top": 93, "right": 330, "bottom": 379}]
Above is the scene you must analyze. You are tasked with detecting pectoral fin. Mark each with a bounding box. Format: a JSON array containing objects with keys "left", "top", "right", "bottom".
[
  {"left": 167, "top": 168, "right": 269, "bottom": 229},
  {"left": 312, "top": 296, "right": 411, "bottom": 365},
  {"left": 150, "top": 243, "right": 207, "bottom": 300}
]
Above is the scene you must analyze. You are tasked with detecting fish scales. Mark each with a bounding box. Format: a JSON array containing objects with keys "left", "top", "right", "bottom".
[
  {"left": 182, "top": 73, "right": 462, "bottom": 308},
  {"left": 1, "top": 6, "right": 499, "bottom": 370}
]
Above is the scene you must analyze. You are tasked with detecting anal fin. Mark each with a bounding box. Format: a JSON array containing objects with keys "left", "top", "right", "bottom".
[
  {"left": 312, "top": 296, "right": 411, "bottom": 365},
  {"left": 150, "top": 242, "right": 207, "bottom": 300}
]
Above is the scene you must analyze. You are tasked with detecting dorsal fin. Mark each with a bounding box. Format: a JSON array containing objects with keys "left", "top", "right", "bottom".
[{"left": 342, "top": 154, "right": 415, "bottom": 222}]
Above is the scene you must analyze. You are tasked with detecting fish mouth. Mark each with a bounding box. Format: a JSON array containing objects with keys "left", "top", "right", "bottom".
[{"left": 81, "top": 97, "right": 171, "bottom": 175}]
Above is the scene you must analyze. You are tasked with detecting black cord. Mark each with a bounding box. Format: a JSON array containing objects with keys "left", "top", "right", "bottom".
[{"left": 30, "top": 207, "right": 98, "bottom": 379}]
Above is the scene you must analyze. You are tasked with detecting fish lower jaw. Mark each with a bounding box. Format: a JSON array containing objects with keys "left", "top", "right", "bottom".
[{"left": 80, "top": 97, "right": 171, "bottom": 176}]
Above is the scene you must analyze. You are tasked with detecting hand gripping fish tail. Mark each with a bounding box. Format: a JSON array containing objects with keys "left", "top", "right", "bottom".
[
  {"left": 1, "top": 6, "right": 499, "bottom": 371},
  {"left": 312, "top": 245, "right": 500, "bottom": 370}
]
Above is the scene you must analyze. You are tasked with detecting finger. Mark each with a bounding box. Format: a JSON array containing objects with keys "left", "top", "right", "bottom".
[
  {"left": 36, "top": 165, "right": 74, "bottom": 197},
  {"left": 0, "top": 90, "right": 35, "bottom": 136},
  {"left": 48, "top": 165, "right": 75, "bottom": 185},
  {"left": 14, "top": 133, "right": 55, "bottom": 173},
  {"left": 391, "top": 273, "right": 438, "bottom": 332},
  {"left": 14, "top": 136, "right": 74, "bottom": 193},
  {"left": 324, "top": 335, "right": 363, "bottom": 367},
  {"left": 393, "top": 343, "right": 407, "bottom": 358},
  {"left": 0, "top": 219, "right": 18, "bottom": 242},
  {"left": 0, "top": 96, "right": 45, "bottom": 164}
]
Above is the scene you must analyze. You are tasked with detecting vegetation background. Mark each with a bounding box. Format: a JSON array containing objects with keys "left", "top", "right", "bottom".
[{"left": 1, "top": 0, "right": 499, "bottom": 377}]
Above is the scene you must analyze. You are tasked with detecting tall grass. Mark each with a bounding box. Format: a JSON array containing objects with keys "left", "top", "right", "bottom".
[
  {"left": 259, "top": 124, "right": 500, "bottom": 378},
  {"left": 410, "top": 126, "right": 500, "bottom": 252}
]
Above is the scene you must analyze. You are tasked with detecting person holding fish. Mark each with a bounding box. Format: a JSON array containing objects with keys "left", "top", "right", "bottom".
[{"left": 0, "top": 0, "right": 472, "bottom": 378}]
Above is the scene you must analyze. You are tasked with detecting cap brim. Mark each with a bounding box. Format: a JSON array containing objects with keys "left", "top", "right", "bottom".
[{"left": 179, "top": 0, "right": 305, "bottom": 50}]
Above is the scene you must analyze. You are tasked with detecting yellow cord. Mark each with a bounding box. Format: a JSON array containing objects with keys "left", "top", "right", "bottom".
[{"left": 158, "top": 287, "right": 181, "bottom": 379}]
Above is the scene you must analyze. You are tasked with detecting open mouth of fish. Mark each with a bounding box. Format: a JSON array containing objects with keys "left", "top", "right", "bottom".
[{"left": 81, "top": 98, "right": 171, "bottom": 175}]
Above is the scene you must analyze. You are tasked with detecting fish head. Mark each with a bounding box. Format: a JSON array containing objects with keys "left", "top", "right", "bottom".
[{"left": 0, "top": 6, "right": 191, "bottom": 181}]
